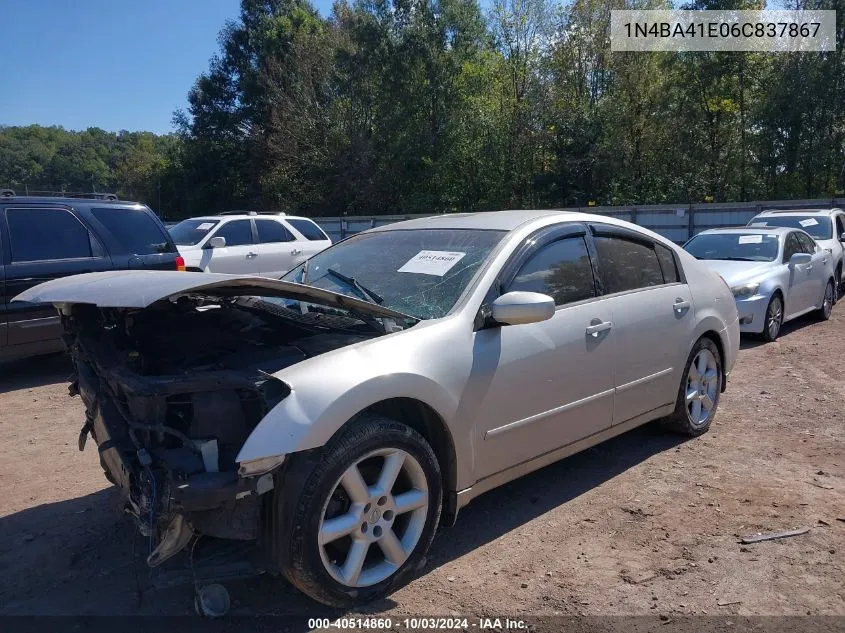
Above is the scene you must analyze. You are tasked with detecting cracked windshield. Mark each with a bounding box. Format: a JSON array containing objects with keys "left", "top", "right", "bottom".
[{"left": 282, "top": 229, "right": 507, "bottom": 319}]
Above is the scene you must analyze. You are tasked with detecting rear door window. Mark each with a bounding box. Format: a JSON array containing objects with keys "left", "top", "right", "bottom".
[
  {"left": 6, "top": 208, "right": 93, "bottom": 262},
  {"left": 210, "top": 219, "right": 254, "bottom": 246},
  {"left": 795, "top": 232, "right": 817, "bottom": 254},
  {"left": 506, "top": 236, "right": 596, "bottom": 306},
  {"left": 594, "top": 236, "right": 665, "bottom": 293},
  {"left": 91, "top": 207, "right": 174, "bottom": 255},
  {"left": 286, "top": 218, "right": 329, "bottom": 241},
  {"left": 256, "top": 219, "right": 294, "bottom": 243}
]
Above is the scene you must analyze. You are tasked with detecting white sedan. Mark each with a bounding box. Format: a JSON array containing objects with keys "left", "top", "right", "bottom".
[{"left": 684, "top": 226, "right": 835, "bottom": 341}]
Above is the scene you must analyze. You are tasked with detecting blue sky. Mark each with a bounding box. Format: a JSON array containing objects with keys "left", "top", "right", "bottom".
[{"left": 1, "top": 0, "right": 335, "bottom": 134}]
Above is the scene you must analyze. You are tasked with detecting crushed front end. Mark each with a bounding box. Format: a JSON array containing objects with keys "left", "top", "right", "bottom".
[{"left": 61, "top": 296, "right": 375, "bottom": 567}]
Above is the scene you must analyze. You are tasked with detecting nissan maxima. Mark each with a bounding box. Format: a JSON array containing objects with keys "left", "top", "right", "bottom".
[
  {"left": 15, "top": 210, "right": 740, "bottom": 607},
  {"left": 684, "top": 226, "right": 835, "bottom": 342}
]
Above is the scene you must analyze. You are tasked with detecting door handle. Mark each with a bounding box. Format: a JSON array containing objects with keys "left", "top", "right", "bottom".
[
  {"left": 806, "top": 265, "right": 813, "bottom": 272},
  {"left": 291, "top": 248, "right": 302, "bottom": 256},
  {"left": 246, "top": 252, "right": 258, "bottom": 258},
  {"left": 585, "top": 321, "right": 612, "bottom": 337},
  {"left": 674, "top": 298, "right": 691, "bottom": 311}
]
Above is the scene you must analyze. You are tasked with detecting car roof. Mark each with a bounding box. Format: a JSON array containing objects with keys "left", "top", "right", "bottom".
[
  {"left": 181, "top": 214, "right": 315, "bottom": 222},
  {"left": 757, "top": 208, "right": 840, "bottom": 217},
  {"left": 368, "top": 209, "right": 585, "bottom": 232},
  {"left": 697, "top": 226, "right": 791, "bottom": 236},
  {"left": 0, "top": 196, "right": 145, "bottom": 208}
]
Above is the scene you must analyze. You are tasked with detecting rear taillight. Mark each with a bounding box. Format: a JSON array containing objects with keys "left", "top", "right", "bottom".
[{"left": 175, "top": 255, "right": 186, "bottom": 271}]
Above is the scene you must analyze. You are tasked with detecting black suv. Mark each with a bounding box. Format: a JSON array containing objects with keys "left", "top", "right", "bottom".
[{"left": 0, "top": 191, "right": 184, "bottom": 361}]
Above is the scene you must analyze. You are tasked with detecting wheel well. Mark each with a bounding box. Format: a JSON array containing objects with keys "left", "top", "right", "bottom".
[
  {"left": 700, "top": 330, "right": 727, "bottom": 392},
  {"left": 356, "top": 398, "right": 459, "bottom": 527}
]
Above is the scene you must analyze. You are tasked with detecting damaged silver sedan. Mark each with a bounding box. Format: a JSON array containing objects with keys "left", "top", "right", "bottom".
[{"left": 15, "top": 210, "right": 740, "bottom": 607}]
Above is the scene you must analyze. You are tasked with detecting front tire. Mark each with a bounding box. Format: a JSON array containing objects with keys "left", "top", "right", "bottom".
[
  {"left": 761, "top": 294, "right": 783, "bottom": 342},
  {"left": 661, "top": 337, "right": 722, "bottom": 437},
  {"left": 271, "top": 416, "right": 442, "bottom": 607},
  {"left": 816, "top": 279, "right": 834, "bottom": 321}
]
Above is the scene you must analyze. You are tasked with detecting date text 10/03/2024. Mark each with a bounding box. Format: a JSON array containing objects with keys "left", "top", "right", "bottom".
[{"left": 308, "top": 617, "right": 528, "bottom": 630}]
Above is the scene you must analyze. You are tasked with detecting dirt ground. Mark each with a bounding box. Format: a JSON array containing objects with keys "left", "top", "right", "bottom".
[{"left": 0, "top": 310, "right": 843, "bottom": 621}]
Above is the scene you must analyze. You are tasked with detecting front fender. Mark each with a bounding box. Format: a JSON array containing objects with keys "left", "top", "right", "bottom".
[{"left": 237, "top": 372, "right": 459, "bottom": 465}]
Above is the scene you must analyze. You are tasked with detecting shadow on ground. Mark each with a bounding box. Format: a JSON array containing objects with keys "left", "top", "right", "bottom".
[
  {"left": 738, "top": 312, "right": 818, "bottom": 350},
  {"left": 0, "top": 423, "right": 685, "bottom": 620},
  {"left": 0, "top": 353, "right": 72, "bottom": 394}
]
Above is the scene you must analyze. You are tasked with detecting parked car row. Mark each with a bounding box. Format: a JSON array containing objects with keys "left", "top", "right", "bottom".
[
  {"left": 16, "top": 209, "right": 741, "bottom": 607},
  {"left": 682, "top": 208, "right": 842, "bottom": 342},
  {"left": 3, "top": 201, "right": 840, "bottom": 610}
]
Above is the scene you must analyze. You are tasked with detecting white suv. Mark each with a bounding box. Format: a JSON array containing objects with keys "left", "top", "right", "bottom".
[
  {"left": 748, "top": 208, "right": 845, "bottom": 296},
  {"left": 169, "top": 212, "right": 332, "bottom": 277}
]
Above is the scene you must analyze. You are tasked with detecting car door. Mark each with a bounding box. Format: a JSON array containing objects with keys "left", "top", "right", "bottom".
[
  {"left": 782, "top": 231, "right": 814, "bottom": 317},
  {"left": 795, "top": 230, "right": 829, "bottom": 309},
  {"left": 3, "top": 206, "right": 112, "bottom": 348},
  {"left": 254, "top": 219, "right": 297, "bottom": 277},
  {"left": 0, "top": 226, "right": 7, "bottom": 351},
  {"left": 471, "top": 224, "right": 616, "bottom": 481},
  {"left": 200, "top": 219, "right": 258, "bottom": 274},
  {"left": 588, "top": 224, "right": 695, "bottom": 425},
  {"left": 85, "top": 205, "right": 180, "bottom": 270},
  {"left": 284, "top": 218, "right": 333, "bottom": 263}
]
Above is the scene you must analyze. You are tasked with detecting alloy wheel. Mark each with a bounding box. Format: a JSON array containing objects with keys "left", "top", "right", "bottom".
[
  {"left": 823, "top": 282, "right": 834, "bottom": 318},
  {"left": 686, "top": 348, "right": 719, "bottom": 427},
  {"left": 766, "top": 296, "right": 783, "bottom": 340},
  {"left": 318, "top": 448, "right": 429, "bottom": 588}
]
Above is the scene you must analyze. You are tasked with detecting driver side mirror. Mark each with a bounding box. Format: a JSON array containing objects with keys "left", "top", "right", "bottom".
[
  {"left": 490, "top": 291, "right": 555, "bottom": 326},
  {"left": 789, "top": 252, "right": 812, "bottom": 267},
  {"left": 208, "top": 236, "right": 226, "bottom": 249},
  {"left": 839, "top": 231, "right": 845, "bottom": 242}
]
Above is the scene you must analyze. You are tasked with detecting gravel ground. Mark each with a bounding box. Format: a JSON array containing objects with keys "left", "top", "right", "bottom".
[{"left": 0, "top": 309, "right": 843, "bottom": 621}]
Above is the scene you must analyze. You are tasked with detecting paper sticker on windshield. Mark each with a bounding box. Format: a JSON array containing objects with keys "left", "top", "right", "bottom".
[
  {"left": 750, "top": 222, "right": 767, "bottom": 226},
  {"left": 398, "top": 251, "right": 466, "bottom": 276},
  {"left": 738, "top": 235, "right": 763, "bottom": 244},
  {"left": 196, "top": 222, "right": 215, "bottom": 230},
  {"left": 799, "top": 218, "right": 818, "bottom": 227}
]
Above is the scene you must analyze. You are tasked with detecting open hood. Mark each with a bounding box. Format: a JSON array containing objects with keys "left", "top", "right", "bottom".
[{"left": 12, "top": 270, "right": 416, "bottom": 322}]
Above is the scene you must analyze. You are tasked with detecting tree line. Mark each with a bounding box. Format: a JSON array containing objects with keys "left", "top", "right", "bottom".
[{"left": 2, "top": 0, "right": 844, "bottom": 219}]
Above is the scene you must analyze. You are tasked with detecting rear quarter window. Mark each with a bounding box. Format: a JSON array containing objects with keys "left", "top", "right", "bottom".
[
  {"left": 286, "top": 218, "right": 329, "bottom": 241},
  {"left": 91, "top": 207, "right": 174, "bottom": 255}
]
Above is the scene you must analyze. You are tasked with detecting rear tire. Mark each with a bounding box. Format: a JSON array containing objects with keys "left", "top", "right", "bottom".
[
  {"left": 270, "top": 416, "right": 442, "bottom": 607},
  {"left": 761, "top": 294, "right": 783, "bottom": 343},
  {"left": 661, "top": 337, "right": 722, "bottom": 437},
  {"left": 816, "top": 279, "right": 834, "bottom": 321}
]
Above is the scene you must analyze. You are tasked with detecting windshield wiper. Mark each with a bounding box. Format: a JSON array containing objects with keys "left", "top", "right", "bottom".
[{"left": 323, "top": 268, "right": 384, "bottom": 305}]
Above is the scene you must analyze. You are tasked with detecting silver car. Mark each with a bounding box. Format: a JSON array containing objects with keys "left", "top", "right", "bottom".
[
  {"left": 684, "top": 226, "right": 835, "bottom": 342},
  {"left": 747, "top": 208, "right": 845, "bottom": 297},
  {"left": 16, "top": 210, "right": 740, "bottom": 607}
]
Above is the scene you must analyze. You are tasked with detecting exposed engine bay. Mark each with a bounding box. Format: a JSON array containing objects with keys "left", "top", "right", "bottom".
[{"left": 63, "top": 294, "right": 381, "bottom": 567}]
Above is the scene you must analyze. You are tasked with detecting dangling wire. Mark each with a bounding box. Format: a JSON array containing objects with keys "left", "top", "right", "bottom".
[{"left": 146, "top": 468, "right": 157, "bottom": 555}]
